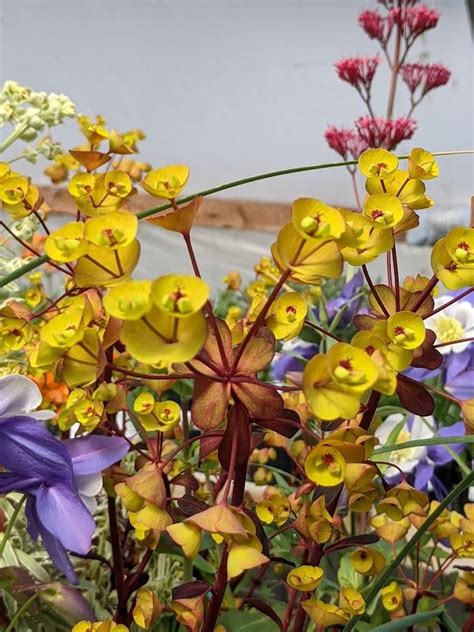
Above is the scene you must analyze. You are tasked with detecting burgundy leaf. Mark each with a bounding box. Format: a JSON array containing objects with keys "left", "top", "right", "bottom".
[
  {"left": 232, "top": 382, "right": 284, "bottom": 420},
  {"left": 396, "top": 374, "right": 434, "bottom": 416},
  {"left": 191, "top": 379, "right": 230, "bottom": 430},
  {"left": 246, "top": 598, "right": 283, "bottom": 631},
  {"left": 235, "top": 327, "right": 276, "bottom": 374},
  {"left": 255, "top": 409, "right": 300, "bottom": 438},
  {"left": 170, "top": 473, "right": 199, "bottom": 490},
  {"left": 172, "top": 580, "right": 210, "bottom": 600},
  {"left": 325, "top": 533, "right": 379, "bottom": 553},
  {"left": 411, "top": 328, "right": 443, "bottom": 370},
  {"left": 199, "top": 432, "right": 224, "bottom": 462},
  {"left": 243, "top": 508, "right": 270, "bottom": 556},
  {"left": 176, "top": 495, "right": 209, "bottom": 518}
]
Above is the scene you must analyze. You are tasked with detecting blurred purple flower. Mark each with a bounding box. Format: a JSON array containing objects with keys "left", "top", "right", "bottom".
[
  {"left": 0, "top": 375, "right": 128, "bottom": 583},
  {"left": 445, "top": 348, "right": 474, "bottom": 400},
  {"left": 272, "top": 340, "right": 317, "bottom": 381},
  {"left": 375, "top": 413, "right": 465, "bottom": 497}
]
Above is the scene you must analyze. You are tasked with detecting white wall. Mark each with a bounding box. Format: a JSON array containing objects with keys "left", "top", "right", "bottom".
[{"left": 0, "top": 0, "right": 472, "bottom": 232}]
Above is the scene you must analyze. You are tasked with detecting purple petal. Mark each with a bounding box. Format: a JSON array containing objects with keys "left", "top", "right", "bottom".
[
  {"left": 446, "top": 370, "right": 474, "bottom": 400},
  {"left": 26, "top": 498, "right": 78, "bottom": 583},
  {"left": 428, "top": 422, "right": 465, "bottom": 464},
  {"left": 445, "top": 350, "right": 471, "bottom": 382},
  {"left": 25, "top": 496, "right": 41, "bottom": 541},
  {"left": 63, "top": 435, "right": 129, "bottom": 476},
  {"left": 35, "top": 482, "right": 95, "bottom": 554},
  {"left": 0, "top": 473, "right": 41, "bottom": 494},
  {"left": 414, "top": 461, "right": 434, "bottom": 490},
  {"left": 0, "top": 416, "right": 73, "bottom": 483}
]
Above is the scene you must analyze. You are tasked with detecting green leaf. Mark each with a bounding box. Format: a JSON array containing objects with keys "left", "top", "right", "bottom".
[
  {"left": 217, "top": 609, "right": 280, "bottom": 632},
  {"left": 368, "top": 608, "right": 443, "bottom": 631},
  {"left": 343, "top": 471, "right": 474, "bottom": 631}
]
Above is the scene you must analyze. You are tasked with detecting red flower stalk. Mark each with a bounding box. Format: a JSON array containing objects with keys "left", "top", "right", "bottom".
[
  {"left": 335, "top": 56, "right": 380, "bottom": 96},
  {"left": 324, "top": 127, "right": 368, "bottom": 161},
  {"left": 389, "top": 4, "right": 440, "bottom": 41},
  {"left": 355, "top": 116, "right": 417, "bottom": 150},
  {"left": 358, "top": 9, "right": 393, "bottom": 46},
  {"left": 400, "top": 62, "right": 451, "bottom": 97}
]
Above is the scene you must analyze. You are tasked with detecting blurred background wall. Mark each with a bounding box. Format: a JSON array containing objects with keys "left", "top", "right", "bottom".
[{"left": 0, "top": 0, "right": 472, "bottom": 246}]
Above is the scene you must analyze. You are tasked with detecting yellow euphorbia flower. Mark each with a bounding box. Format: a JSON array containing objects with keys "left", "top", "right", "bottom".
[
  {"left": 104, "top": 279, "right": 153, "bottom": 320},
  {"left": 85, "top": 210, "right": 138, "bottom": 249},
  {"left": 386, "top": 311, "right": 425, "bottom": 350},
  {"left": 305, "top": 445, "right": 346, "bottom": 487},
  {"left": 227, "top": 537, "right": 269, "bottom": 580},
  {"left": 339, "top": 209, "right": 393, "bottom": 265},
  {"left": 133, "top": 392, "right": 156, "bottom": 415},
  {"left": 431, "top": 237, "right": 474, "bottom": 290},
  {"left": 0, "top": 162, "right": 11, "bottom": 181},
  {"left": 104, "top": 170, "right": 133, "bottom": 198},
  {"left": 45, "top": 222, "right": 88, "bottom": 262},
  {"left": 2, "top": 184, "right": 41, "bottom": 219},
  {"left": 267, "top": 292, "right": 307, "bottom": 340},
  {"left": 377, "top": 482, "right": 428, "bottom": 521},
  {"left": 72, "top": 622, "right": 128, "bottom": 632},
  {"left": 151, "top": 274, "right": 209, "bottom": 317},
  {"left": 339, "top": 587, "right": 366, "bottom": 615},
  {"left": 351, "top": 331, "right": 397, "bottom": 395},
  {"left": 287, "top": 565, "right": 324, "bottom": 591},
  {"left": 122, "top": 306, "right": 206, "bottom": 364},
  {"left": 0, "top": 318, "right": 32, "bottom": 352},
  {"left": 166, "top": 522, "right": 202, "bottom": 559},
  {"left": 139, "top": 400, "right": 181, "bottom": 432},
  {"left": 304, "top": 343, "right": 378, "bottom": 421},
  {"left": 272, "top": 223, "right": 343, "bottom": 284},
  {"left": 75, "top": 174, "right": 125, "bottom": 217},
  {"left": 40, "top": 307, "right": 86, "bottom": 349},
  {"left": 445, "top": 227, "right": 474, "bottom": 267},
  {"left": 74, "top": 240, "right": 140, "bottom": 287},
  {"left": 350, "top": 547, "right": 386, "bottom": 576},
  {"left": 363, "top": 193, "right": 404, "bottom": 228},
  {"left": 0, "top": 175, "right": 29, "bottom": 205},
  {"left": 68, "top": 173, "right": 96, "bottom": 198},
  {"left": 370, "top": 514, "right": 410, "bottom": 544},
  {"left": 408, "top": 147, "right": 439, "bottom": 180},
  {"left": 115, "top": 482, "right": 145, "bottom": 512},
  {"left": 256, "top": 494, "right": 291, "bottom": 526},
  {"left": 301, "top": 599, "right": 349, "bottom": 628},
  {"left": 381, "top": 581, "right": 403, "bottom": 612},
  {"left": 358, "top": 148, "right": 398, "bottom": 179},
  {"left": 132, "top": 588, "right": 162, "bottom": 630},
  {"left": 142, "top": 165, "right": 190, "bottom": 199},
  {"left": 327, "top": 342, "right": 378, "bottom": 394},
  {"left": 129, "top": 502, "right": 172, "bottom": 546},
  {"left": 366, "top": 169, "right": 429, "bottom": 209},
  {"left": 292, "top": 198, "right": 345, "bottom": 241}
]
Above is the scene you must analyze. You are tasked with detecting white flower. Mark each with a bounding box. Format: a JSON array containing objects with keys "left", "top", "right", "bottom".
[
  {"left": 0, "top": 374, "right": 54, "bottom": 421},
  {"left": 374, "top": 413, "right": 434, "bottom": 475},
  {"left": 425, "top": 296, "right": 474, "bottom": 355}
]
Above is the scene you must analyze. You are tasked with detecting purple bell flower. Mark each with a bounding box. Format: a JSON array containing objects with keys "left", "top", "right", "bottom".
[{"left": 0, "top": 375, "right": 129, "bottom": 583}]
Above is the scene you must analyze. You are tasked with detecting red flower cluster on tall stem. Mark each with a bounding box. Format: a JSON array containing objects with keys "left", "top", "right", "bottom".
[{"left": 325, "top": 0, "right": 450, "bottom": 205}]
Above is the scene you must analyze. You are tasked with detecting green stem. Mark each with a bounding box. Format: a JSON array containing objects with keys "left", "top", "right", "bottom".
[
  {"left": 0, "top": 122, "right": 29, "bottom": 154},
  {"left": 5, "top": 593, "right": 38, "bottom": 632},
  {"left": 373, "top": 435, "right": 472, "bottom": 456},
  {"left": 0, "top": 495, "right": 26, "bottom": 558},
  {"left": 1, "top": 150, "right": 473, "bottom": 290},
  {"left": 343, "top": 470, "right": 474, "bottom": 631}
]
